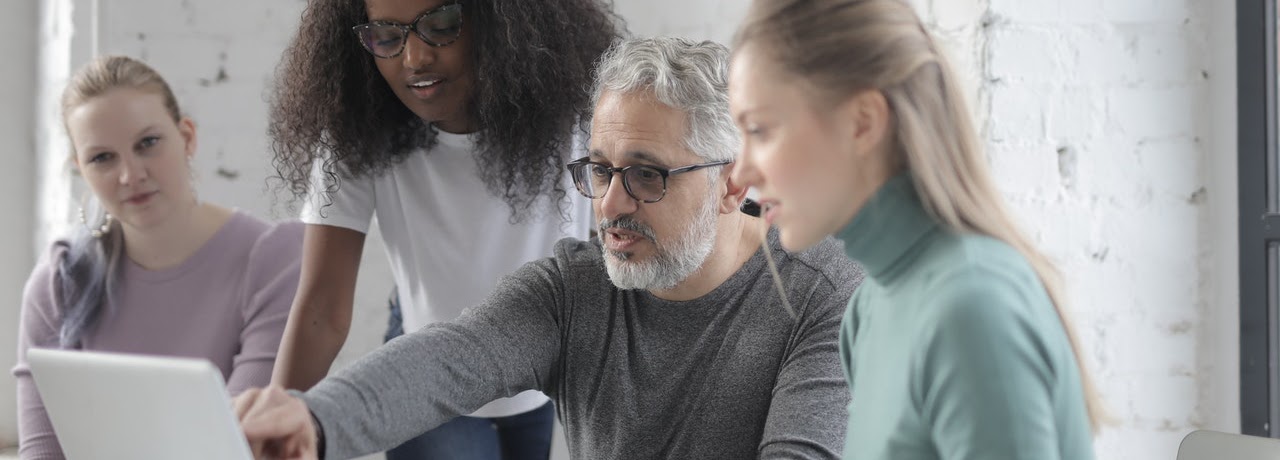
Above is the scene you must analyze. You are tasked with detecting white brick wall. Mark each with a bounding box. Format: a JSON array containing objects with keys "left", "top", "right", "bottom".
[
  {"left": 10, "top": 0, "right": 1239, "bottom": 458},
  {"left": 982, "top": 0, "right": 1228, "bottom": 457}
]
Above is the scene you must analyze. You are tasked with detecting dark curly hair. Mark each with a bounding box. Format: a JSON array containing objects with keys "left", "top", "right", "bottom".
[{"left": 269, "top": 0, "right": 622, "bottom": 219}]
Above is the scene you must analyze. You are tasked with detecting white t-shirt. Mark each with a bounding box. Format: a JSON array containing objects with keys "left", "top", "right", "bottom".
[{"left": 301, "top": 130, "right": 592, "bottom": 417}]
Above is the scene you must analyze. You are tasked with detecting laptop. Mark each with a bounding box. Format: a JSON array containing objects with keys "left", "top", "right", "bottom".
[
  {"left": 1178, "top": 429, "right": 1280, "bottom": 460},
  {"left": 26, "top": 348, "right": 254, "bottom": 460}
]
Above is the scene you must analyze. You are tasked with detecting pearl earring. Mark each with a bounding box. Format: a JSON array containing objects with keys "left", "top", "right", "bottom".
[{"left": 78, "top": 206, "right": 113, "bottom": 238}]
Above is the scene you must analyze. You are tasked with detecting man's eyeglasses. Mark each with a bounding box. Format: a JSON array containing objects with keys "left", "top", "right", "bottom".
[
  {"left": 566, "top": 157, "right": 731, "bottom": 203},
  {"left": 353, "top": 2, "right": 463, "bottom": 59}
]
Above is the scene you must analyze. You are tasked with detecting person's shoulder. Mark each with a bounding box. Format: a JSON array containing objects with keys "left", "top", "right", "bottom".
[
  {"left": 529, "top": 236, "right": 606, "bottom": 288},
  {"left": 916, "top": 238, "right": 1047, "bottom": 333},
  {"left": 256, "top": 219, "right": 307, "bottom": 247},
  {"left": 924, "top": 231, "right": 1027, "bottom": 274},
  {"left": 253, "top": 222, "right": 305, "bottom": 259},
  {"left": 223, "top": 212, "right": 302, "bottom": 247},
  {"left": 23, "top": 239, "right": 73, "bottom": 311},
  {"left": 230, "top": 215, "right": 304, "bottom": 309},
  {"left": 913, "top": 264, "right": 1057, "bottom": 380},
  {"left": 552, "top": 236, "right": 603, "bottom": 267},
  {"left": 31, "top": 238, "right": 73, "bottom": 280},
  {"left": 224, "top": 212, "right": 305, "bottom": 270},
  {"left": 783, "top": 235, "right": 865, "bottom": 291},
  {"left": 490, "top": 237, "right": 603, "bottom": 304}
]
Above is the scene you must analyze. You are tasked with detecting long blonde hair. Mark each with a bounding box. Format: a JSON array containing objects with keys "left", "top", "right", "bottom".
[{"left": 735, "top": 0, "right": 1105, "bottom": 430}]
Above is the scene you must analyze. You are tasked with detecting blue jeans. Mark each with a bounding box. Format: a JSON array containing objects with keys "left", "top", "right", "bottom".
[{"left": 385, "top": 290, "right": 555, "bottom": 460}]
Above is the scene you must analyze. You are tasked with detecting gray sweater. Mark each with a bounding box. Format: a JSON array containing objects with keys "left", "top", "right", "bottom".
[{"left": 302, "top": 232, "right": 862, "bottom": 459}]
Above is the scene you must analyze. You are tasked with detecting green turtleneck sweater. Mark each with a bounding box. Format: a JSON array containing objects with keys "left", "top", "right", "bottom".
[{"left": 836, "top": 174, "right": 1094, "bottom": 460}]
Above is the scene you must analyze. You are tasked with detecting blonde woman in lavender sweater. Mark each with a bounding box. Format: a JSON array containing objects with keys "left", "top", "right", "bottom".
[{"left": 11, "top": 55, "right": 304, "bottom": 460}]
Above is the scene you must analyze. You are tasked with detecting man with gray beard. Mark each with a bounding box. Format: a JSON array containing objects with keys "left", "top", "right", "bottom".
[{"left": 236, "top": 37, "right": 863, "bottom": 460}]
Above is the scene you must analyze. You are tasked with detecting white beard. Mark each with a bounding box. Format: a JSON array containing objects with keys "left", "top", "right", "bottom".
[{"left": 602, "top": 195, "right": 719, "bottom": 291}]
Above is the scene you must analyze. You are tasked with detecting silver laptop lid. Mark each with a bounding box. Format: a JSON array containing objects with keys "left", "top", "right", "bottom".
[{"left": 26, "top": 348, "right": 254, "bottom": 460}]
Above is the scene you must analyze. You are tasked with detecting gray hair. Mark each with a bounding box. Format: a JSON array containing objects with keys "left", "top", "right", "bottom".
[
  {"left": 590, "top": 37, "right": 739, "bottom": 163},
  {"left": 57, "top": 210, "right": 123, "bottom": 348}
]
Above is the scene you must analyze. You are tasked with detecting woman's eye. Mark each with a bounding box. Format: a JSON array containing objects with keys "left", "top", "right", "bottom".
[
  {"left": 138, "top": 136, "right": 160, "bottom": 150},
  {"left": 87, "top": 152, "right": 113, "bottom": 164}
]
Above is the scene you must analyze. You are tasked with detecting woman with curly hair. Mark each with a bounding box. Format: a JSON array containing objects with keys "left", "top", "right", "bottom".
[{"left": 268, "top": 0, "right": 619, "bottom": 458}]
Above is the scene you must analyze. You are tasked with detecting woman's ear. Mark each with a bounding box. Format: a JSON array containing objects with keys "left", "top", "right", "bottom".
[
  {"left": 839, "top": 89, "right": 891, "bottom": 160},
  {"left": 179, "top": 117, "right": 198, "bottom": 159}
]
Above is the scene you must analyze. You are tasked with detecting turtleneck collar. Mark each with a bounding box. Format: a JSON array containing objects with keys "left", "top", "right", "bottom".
[{"left": 835, "top": 173, "right": 939, "bottom": 281}]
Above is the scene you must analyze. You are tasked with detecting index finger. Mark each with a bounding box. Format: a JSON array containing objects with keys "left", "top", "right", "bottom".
[{"left": 234, "top": 387, "right": 262, "bottom": 421}]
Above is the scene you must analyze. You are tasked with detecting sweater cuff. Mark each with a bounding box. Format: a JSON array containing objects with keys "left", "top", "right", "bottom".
[
  {"left": 286, "top": 388, "right": 327, "bottom": 459},
  {"left": 310, "top": 409, "right": 326, "bottom": 460}
]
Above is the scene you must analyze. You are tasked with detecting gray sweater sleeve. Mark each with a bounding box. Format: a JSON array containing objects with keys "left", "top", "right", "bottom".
[
  {"left": 301, "top": 256, "right": 566, "bottom": 460},
  {"left": 758, "top": 278, "right": 853, "bottom": 459}
]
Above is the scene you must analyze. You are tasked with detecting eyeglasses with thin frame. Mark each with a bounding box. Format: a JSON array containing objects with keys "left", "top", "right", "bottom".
[
  {"left": 352, "top": 2, "right": 463, "bottom": 59},
  {"left": 566, "top": 157, "right": 732, "bottom": 203}
]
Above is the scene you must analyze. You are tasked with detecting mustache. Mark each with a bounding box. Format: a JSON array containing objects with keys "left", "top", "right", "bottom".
[{"left": 598, "top": 215, "right": 657, "bottom": 242}]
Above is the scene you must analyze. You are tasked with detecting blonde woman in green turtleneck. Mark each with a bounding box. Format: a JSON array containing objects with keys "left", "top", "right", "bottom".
[{"left": 726, "top": 1, "right": 1103, "bottom": 459}]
